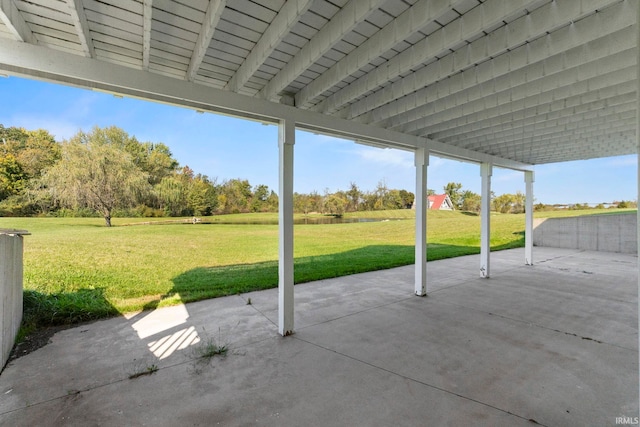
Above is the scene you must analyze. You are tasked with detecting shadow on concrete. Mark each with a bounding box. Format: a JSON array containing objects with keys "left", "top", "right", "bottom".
[
  {"left": 137, "top": 245, "right": 417, "bottom": 311},
  {"left": 162, "top": 244, "right": 481, "bottom": 305},
  {"left": 139, "top": 240, "right": 525, "bottom": 310},
  {"left": 14, "top": 236, "right": 526, "bottom": 364},
  {"left": 56, "top": 239, "right": 522, "bottom": 364}
]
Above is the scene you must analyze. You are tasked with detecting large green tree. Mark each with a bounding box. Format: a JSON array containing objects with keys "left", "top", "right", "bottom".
[
  {"left": 43, "top": 127, "right": 151, "bottom": 226},
  {"left": 71, "top": 126, "right": 177, "bottom": 185},
  {"left": 294, "top": 192, "right": 312, "bottom": 215},
  {"left": 347, "top": 182, "right": 361, "bottom": 211},
  {"left": 443, "top": 182, "right": 463, "bottom": 209},
  {"left": 460, "top": 190, "right": 481, "bottom": 213},
  {"left": 397, "top": 189, "right": 415, "bottom": 209},
  {"left": 492, "top": 193, "right": 515, "bottom": 214},
  {"left": 0, "top": 154, "right": 27, "bottom": 199},
  {"left": 0, "top": 128, "right": 60, "bottom": 179},
  {"left": 491, "top": 192, "right": 526, "bottom": 214},
  {"left": 155, "top": 166, "right": 219, "bottom": 216},
  {"left": 187, "top": 174, "right": 218, "bottom": 216},
  {"left": 218, "top": 178, "right": 253, "bottom": 214},
  {"left": 323, "top": 193, "right": 348, "bottom": 215},
  {"left": 251, "top": 184, "right": 270, "bottom": 212},
  {"left": 0, "top": 126, "right": 60, "bottom": 215},
  {"left": 0, "top": 125, "right": 29, "bottom": 145},
  {"left": 155, "top": 174, "right": 188, "bottom": 216}
]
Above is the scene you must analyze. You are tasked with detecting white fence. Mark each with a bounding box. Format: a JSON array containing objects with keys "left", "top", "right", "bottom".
[{"left": 0, "top": 230, "right": 29, "bottom": 370}]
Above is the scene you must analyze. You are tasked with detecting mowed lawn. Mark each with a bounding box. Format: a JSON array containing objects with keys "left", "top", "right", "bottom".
[{"left": 0, "top": 209, "right": 630, "bottom": 330}]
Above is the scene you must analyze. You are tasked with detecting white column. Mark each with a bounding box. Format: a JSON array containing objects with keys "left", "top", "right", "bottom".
[
  {"left": 414, "top": 147, "right": 429, "bottom": 296},
  {"left": 278, "top": 118, "right": 295, "bottom": 336},
  {"left": 480, "top": 163, "right": 492, "bottom": 278},
  {"left": 524, "top": 171, "right": 535, "bottom": 265}
]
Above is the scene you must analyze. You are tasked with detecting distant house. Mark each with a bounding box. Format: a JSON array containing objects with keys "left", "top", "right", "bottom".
[{"left": 428, "top": 194, "right": 454, "bottom": 210}]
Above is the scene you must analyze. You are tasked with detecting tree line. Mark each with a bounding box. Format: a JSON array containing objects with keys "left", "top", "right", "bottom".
[
  {"left": 295, "top": 181, "right": 415, "bottom": 216},
  {"left": 2, "top": 124, "right": 631, "bottom": 227},
  {"left": 442, "top": 181, "right": 637, "bottom": 213},
  {"left": 0, "top": 125, "right": 416, "bottom": 226},
  {"left": 441, "top": 182, "right": 526, "bottom": 214}
]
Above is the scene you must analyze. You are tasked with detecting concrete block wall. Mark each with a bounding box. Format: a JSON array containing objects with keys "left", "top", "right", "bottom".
[
  {"left": 533, "top": 213, "right": 637, "bottom": 254},
  {"left": 0, "top": 231, "right": 28, "bottom": 370}
]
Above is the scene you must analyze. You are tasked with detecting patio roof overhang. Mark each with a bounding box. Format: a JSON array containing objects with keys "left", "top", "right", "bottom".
[{"left": 0, "top": 0, "right": 637, "bottom": 336}]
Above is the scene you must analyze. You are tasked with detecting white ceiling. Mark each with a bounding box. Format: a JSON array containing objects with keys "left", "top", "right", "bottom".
[{"left": 0, "top": 0, "right": 636, "bottom": 166}]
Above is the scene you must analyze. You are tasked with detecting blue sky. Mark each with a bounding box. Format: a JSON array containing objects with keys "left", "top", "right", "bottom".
[{"left": 0, "top": 76, "right": 636, "bottom": 205}]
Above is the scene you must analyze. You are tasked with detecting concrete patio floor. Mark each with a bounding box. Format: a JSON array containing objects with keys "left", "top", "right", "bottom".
[{"left": 0, "top": 247, "right": 637, "bottom": 426}]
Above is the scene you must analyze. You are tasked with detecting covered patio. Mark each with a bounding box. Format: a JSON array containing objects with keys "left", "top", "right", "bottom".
[
  {"left": 0, "top": 0, "right": 637, "bottom": 335},
  {"left": 0, "top": 0, "right": 638, "bottom": 424},
  {"left": 0, "top": 0, "right": 640, "bottom": 336},
  {"left": 0, "top": 248, "right": 637, "bottom": 425}
]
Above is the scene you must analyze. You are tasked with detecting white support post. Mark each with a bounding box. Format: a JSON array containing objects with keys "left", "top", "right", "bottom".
[
  {"left": 480, "top": 163, "right": 492, "bottom": 278},
  {"left": 524, "top": 171, "right": 535, "bottom": 265},
  {"left": 414, "top": 147, "right": 429, "bottom": 296},
  {"left": 278, "top": 119, "right": 295, "bottom": 336}
]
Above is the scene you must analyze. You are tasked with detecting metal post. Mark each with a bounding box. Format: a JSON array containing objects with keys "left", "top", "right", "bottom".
[
  {"left": 414, "top": 147, "right": 429, "bottom": 296},
  {"left": 278, "top": 119, "right": 295, "bottom": 336},
  {"left": 480, "top": 163, "right": 492, "bottom": 278}
]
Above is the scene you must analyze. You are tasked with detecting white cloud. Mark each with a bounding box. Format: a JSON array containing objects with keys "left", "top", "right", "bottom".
[
  {"left": 493, "top": 170, "right": 523, "bottom": 183},
  {"left": 5, "top": 92, "right": 105, "bottom": 140},
  {"left": 428, "top": 156, "right": 447, "bottom": 168},
  {"left": 8, "top": 114, "right": 82, "bottom": 140},
  {"left": 66, "top": 91, "right": 102, "bottom": 118},
  {"left": 350, "top": 146, "right": 414, "bottom": 168},
  {"left": 306, "top": 133, "right": 347, "bottom": 144}
]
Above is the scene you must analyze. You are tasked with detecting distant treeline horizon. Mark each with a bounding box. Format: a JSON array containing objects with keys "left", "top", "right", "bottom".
[{"left": 0, "top": 124, "right": 634, "bottom": 225}]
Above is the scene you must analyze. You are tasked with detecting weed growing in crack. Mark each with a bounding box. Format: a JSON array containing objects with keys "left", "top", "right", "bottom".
[
  {"left": 129, "top": 364, "right": 158, "bottom": 379},
  {"left": 188, "top": 328, "right": 230, "bottom": 375},
  {"left": 126, "top": 359, "right": 159, "bottom": 379},
  {"left": 196, "top": 340, "right": 228, "bottom": 359}
]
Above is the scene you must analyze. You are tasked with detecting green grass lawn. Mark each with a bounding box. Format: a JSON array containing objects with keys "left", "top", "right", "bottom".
[{"left": 0, "top": 208, "right": 634, "bottom": 334}]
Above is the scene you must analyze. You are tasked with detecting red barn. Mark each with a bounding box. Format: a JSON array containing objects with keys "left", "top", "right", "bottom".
[{"left": 427, "top": 194, "right": 454, "bottom": 210}]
